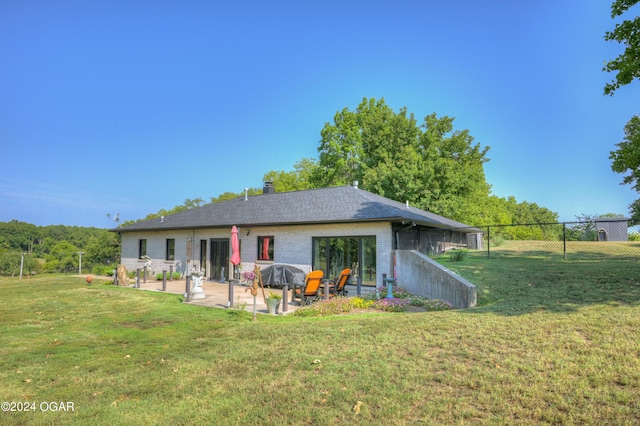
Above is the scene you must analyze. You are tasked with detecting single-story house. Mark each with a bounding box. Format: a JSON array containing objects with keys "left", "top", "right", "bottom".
[{"left": 113, "top": 183, "right": 482, "bottom": 288}]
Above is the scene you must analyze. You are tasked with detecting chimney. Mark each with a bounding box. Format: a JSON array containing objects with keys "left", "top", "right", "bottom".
[
  {"left": 353, "top": 180, "right": 359, "bottom": 189},
  {"left": 263, "top": 181, "right": 275, "bottom": 194}
]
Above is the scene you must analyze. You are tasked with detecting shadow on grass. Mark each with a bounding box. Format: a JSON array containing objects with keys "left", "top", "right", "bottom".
[{"left": 439, "top": 250, "right": 640, "bottom": 316}]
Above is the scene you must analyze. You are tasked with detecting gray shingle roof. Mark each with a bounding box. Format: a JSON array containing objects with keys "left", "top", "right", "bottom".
[{"left": 115, "top": 186, "right": 475, "bottom": 232}]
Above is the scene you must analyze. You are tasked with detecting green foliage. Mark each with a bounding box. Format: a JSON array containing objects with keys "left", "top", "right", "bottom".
[
  {"left": 267, "top": 291, "right": 283, "bottom": 300},
  {"left": 611, "top": 115, "right": 640, "bottom": 219},
  {"left": 449, "top": 249, "right": 468, "bottom": 261},
  {"left": 349, "top": 296, "right": 374, "bottom": 309},
  {"left": 603, "top": 0, "right": 640, "bottom": 95},
  {"left": 263, "top": 158, "right": 318, "bottom": 192},
  {"left": 0, "top": 252, "right": 41, "bottom": 276},
  {"left": 91, "top": 264, "right": 114, "bottom": 276},
  {"left": 373, "top": 297, "right": 411, "bottom": 312},
  {"left": 293, "top": 297, "right": 353, "bottom": 317},
  {"left": 312, "top": 97, "right": 493, "bottom": 225},
  {"left": 0, "top": 221, "right": 119, "bottom": 275}
]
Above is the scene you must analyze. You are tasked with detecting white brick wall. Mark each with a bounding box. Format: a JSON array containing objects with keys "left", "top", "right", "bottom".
[{"left": 120, "top": 221, "right": 393, "bottom": 286}]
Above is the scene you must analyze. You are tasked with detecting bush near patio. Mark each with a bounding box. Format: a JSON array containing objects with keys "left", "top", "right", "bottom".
[{"left": 292, "top": 286, "right": 452, "bottom": 317}]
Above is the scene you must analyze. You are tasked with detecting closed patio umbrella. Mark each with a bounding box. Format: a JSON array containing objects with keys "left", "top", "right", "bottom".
[{"left": 230, "top": 226, "right": 241, "bottom": 266}]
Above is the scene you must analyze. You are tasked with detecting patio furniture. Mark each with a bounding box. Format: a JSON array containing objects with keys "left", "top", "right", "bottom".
[
  {"left": 329, "top": 268, "right": 351, "bottom": 296},
  {"left": 292, "top": 270, "right": 324, "bottom": 305},
  {"left": 260, "top": 264, "right": 306, "bottom": 288}
]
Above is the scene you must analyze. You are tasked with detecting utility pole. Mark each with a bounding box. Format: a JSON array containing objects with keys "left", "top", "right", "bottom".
[
  {"left": 19, "top": 253, "right": 25, "bottom": 280},
  {"left": 77, "top": 252, "right": 84, "bottom": 275}
]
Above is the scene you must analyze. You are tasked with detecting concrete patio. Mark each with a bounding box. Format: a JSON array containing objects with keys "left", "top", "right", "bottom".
[{"left": 122, "top": 276, "right": 303, "bottom": 315}]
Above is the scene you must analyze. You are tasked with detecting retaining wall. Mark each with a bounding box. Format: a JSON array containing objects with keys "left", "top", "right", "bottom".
[{"left": 395, "top": 250, "right": 477, "bottom": 309}]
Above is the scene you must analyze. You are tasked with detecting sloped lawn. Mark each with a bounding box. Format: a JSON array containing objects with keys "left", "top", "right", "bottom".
[{"left": 1, "top": 249, "right": 639, "bottom": 425}]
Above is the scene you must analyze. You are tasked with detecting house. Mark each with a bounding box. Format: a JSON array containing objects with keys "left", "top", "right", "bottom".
[{"left": 113, "top": 183, "right": 482, "bottom": 288}]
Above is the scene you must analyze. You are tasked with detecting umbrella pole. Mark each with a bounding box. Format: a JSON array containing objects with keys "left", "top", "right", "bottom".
[{"left": 253, "top": 295, "right": 257, "bottom": 321}]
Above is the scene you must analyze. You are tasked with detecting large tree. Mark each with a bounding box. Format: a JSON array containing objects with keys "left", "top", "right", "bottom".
[
  {"left": 605, "top": 0, "right": 640, "bottom": 220},
  {"left": 603, "top": 0, "right": 640, "bottom": 95},
  {"left": 610, "top": 116, "right": 640, "bottom": 220},
  {"left": 312, "top": 97, "right": 492, "bottom": 224}
]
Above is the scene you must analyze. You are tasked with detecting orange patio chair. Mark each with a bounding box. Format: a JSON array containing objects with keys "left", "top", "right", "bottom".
[
  {"left": 328, "top": 268, "right": 351, "bottom": 297},
  {"left": 292, "top": 270, "right": 324, "bottom": 305}
]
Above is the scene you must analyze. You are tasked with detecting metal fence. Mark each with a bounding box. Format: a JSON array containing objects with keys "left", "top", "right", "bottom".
[{"left": 479, "top": 219, "right": 639, "bottom": 261}]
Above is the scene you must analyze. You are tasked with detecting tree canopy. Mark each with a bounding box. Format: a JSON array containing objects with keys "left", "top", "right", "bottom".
[
  {"left": 611, "top": 116, "right": 640, "bottom": 220},
  {"left": 603, "top": 0, "right": 640, "bottom": 95},
  {"left": 605, "top": 0, "right": 640, "bottom": 221},
  {"left": 312, "top": 98, "right": 492, "bottom": 224}
]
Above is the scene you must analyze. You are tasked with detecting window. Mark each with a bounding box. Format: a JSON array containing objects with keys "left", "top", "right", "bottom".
[
  {"left": 312, "top": 236, "right": 376, "bottom": 286},
  {"left": 138, "top": 239, "right": 147, "bottom": 259},
  {"left": 166, "top": 239, "right": 175, "bottom": 261},
  {"left": 258, "top": 236, "right": 274, "bottom": 261}
]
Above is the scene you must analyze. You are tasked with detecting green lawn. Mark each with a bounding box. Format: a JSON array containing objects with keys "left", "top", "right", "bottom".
[{"left": 1, "top": 243, "right": 640, "bottom": 425}]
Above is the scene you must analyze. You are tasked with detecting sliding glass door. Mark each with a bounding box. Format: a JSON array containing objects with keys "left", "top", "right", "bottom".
[{"left": 312, "top": 236, "right": 376, "bottom": 286}]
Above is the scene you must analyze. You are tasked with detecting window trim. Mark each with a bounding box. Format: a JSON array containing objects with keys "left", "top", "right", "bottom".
[
  {"left": 257, "top": 236, "right": 274, "bottom": 261},
  {"left": 166, "top": 238, "right": 175, "bottom": 261},
  {"left": 138, "top": 239, "right": 147, "bottom": 259}
]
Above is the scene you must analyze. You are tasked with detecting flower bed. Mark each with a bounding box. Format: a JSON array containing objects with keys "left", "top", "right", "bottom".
[{"left": 292, "top": 286, "right": 452, "bottom": 317}]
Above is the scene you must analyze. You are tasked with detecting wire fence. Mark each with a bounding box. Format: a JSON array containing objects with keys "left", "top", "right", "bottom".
[{"left": 479, "top": 219, "right": 639, "bottom": 261}]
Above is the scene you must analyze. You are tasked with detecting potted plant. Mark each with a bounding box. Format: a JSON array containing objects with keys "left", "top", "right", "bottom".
[{"left": 266, "top": 291, "right": 283, "bottom": 315}]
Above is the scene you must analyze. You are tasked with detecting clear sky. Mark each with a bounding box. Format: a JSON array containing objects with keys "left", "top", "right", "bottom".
[{"left": 1, "top": 1, "right": 638, "bottom": 228}]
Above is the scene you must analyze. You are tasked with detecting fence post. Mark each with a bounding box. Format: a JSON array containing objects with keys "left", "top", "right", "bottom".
[
  {"left": 563, "top": 223, "right": 567, "bottom": 261},
  {"left": 487, "top": 226, "right": 491, "bottom": 258}
]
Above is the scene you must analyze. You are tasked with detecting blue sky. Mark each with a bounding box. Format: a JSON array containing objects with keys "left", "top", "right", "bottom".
[{"left": 1, "top": 1, "right": 638, "bottom": 228}]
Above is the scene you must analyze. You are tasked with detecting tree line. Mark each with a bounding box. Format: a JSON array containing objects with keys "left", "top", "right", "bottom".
[{"left": 0, "top": 220, "right": 119, "bottom": 276}]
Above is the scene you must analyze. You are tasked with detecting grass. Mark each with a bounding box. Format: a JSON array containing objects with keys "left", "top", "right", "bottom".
[{"left": 1, "top": 241, "right": 640, "bottom": 425}]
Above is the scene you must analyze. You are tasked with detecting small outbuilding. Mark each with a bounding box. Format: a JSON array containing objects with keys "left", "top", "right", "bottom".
[{"left": 595, "top": 217, "right": 629, "bottom": 241}]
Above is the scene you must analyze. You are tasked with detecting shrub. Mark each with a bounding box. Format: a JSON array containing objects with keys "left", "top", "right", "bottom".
[
  {"left": 349, "top": 297, "right": 374, "bottom": 309},
  {"left": 449, "top": 249, "right": 468, "bottom": 262},
  {"left": 293, "top": 297, "right": 353, "bottom": 317},
  {"left": 422, "top": 298, "right": 453, "bottom": 311},
  {"left": 91, "top": 265, "right": 114, "bottom": 276},
  {"left": 373, "top": 297, "right": 411, "bottom": 312}
]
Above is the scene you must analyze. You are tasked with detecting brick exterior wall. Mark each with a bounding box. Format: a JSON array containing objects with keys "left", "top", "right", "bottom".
[{"left": 120, "top": 222, "right": 393, "bottom": 287}]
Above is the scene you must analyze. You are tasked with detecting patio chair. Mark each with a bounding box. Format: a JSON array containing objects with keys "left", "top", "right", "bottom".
[
  {"left": 292, "top": 270, "right": 324, "bottom": 305},
  {"left": 328, "top": 268, "right": 351, "bottom": 297}
]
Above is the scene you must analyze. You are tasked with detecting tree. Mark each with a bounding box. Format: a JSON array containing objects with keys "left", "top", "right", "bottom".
[
  {"left": 610, "top": 116, "right": 640, "bottom": 220},
  {"left": 604, "top": 1, "right": 640, "bottom": 221},
  {"left": 603, "top": 0, "right": 640, "bottom": 95},
  {"left": 263, "top": 158, "right": 318, "bottom": 192},
  {"left": 313, "top": 97, "right": 492, "bottom": 224}
]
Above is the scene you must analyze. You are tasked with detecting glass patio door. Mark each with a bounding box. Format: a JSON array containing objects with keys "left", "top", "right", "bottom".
[{"left": 210, "top": 238, "right": 229, "bottom": 281}]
